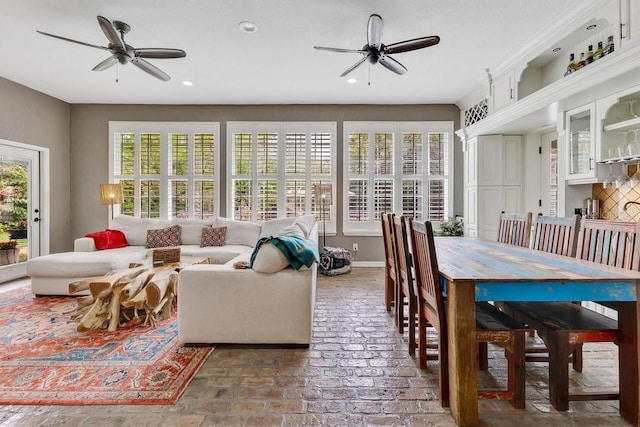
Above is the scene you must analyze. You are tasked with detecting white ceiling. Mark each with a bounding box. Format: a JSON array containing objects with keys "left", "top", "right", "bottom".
[{"left": 1, "top": 0, "right": 582, "bottom": 105}]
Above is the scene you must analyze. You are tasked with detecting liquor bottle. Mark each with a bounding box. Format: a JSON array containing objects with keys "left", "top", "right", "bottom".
[
  {"left": 593, "top": 41, "right": 604, "bottom": 61},
  {"left": 604, "top": 35, "right": 615, "bottom": 56},
  {"left": 564, "top": 53, "right": 577, "bottom": 76},
  {"left": 576, "top": 52, "right": 587, "bottom": 69},
  {"left": 586, "top": 45, "right": 594, "bottom": 64}
]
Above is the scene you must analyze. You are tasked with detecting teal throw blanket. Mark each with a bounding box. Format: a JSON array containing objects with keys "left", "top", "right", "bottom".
[{"left": 248, "top": 235, "right": 319, "bottom": 270}]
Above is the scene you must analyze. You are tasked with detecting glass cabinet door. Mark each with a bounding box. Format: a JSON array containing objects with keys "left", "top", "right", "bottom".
[{"left": 566, "top": 104, "right": 595, "bottom": 179}]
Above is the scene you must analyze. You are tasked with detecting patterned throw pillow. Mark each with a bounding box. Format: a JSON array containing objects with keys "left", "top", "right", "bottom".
[
  {"left": 200, "top": 226, "right": 227, "bottom": 247},
  {"left": 145, "top": 225, "right": 182, "bottom": 248}
]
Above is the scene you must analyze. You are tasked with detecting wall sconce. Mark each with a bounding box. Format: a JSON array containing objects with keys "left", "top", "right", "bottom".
[{"left": 100, "top": 183, "right": 123, "bottom": 219}]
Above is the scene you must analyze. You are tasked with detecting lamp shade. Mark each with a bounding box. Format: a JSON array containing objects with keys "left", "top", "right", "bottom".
[
  {"left": 313, "top": 183, "right": 333, "bottom": 205},
  {"left": 100, "top": 183, "right": 123, "bottom": 206}
]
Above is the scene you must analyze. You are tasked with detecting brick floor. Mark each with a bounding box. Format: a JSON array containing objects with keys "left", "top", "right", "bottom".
[{"left": 0, "top": 268, "right": 629, "bottom": 426}]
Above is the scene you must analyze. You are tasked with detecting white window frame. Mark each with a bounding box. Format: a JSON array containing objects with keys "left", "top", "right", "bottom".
[
  {"left": 227, "top": 121, "right": 337, "bottom": 233},
  {"left": 343, "top": 121, "right": 454, "bottom": 236},
  {"left": 109, "top": 121, "right": 221, "bottom": 219}
]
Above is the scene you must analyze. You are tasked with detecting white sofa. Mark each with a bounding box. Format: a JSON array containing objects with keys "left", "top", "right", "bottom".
[
  {"left": 26, "top": 214, "right": 316, "bottom": 297},
  {"left": 178, "top": 223, "right": 318, "bottom": 346}
]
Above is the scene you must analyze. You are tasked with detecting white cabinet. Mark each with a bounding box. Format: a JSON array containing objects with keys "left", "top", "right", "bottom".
[
  {"left": 464, "top": 135, "right": 524, "bottom": 238},
  {"left": 491, "top": 69, "right": 516, "bottom": 113},
  {"left": 565, "top": 103, "right": 604, "bottom": 184},
  {"left": 597, "top": 83, "right": 640, "bottom": 164},
  {"left": 620, "top": 0, "right": 640, "bottom": 47}
]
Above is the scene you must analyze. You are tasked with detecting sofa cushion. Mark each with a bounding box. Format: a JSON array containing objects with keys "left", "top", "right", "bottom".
[
  {"left": 27, "top": 247, "right": 149, "bottom": 278},
  {"left": 201, "top": 226, "right": 227, "bottom": 247},
  {"left": 185, "top": 244, "right": 254, "bottom": 264},
  {"left": 145, "top": 225, "right": 182, "bottom": 248},
  {"left": 251, "top": 243, "right": 289, "bottom": 273},
  {"left": 251, "top": 225, "right": 315, "bottom": 273},
  {"left": 279, "top": 224, "right": 305, "bottom": 239},
  {"left": 259, "top": 217, "right": 296, "bottom": 239},
  {"left": 171, "top": 218, "right": 214, "bottom": 245},
  {"left": 112, "top": 216, "right": 171, "bottom": 246},
  {"left": 293, "top": 214, "right": 316, "bottom": 238},
  {"left": 214, "top": 217, "right": 261, "bottom": 247}
]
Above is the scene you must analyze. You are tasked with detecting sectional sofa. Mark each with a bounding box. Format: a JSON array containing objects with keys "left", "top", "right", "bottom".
[
  {"left": 26, "top": 214, "right": 318, "bottom": 294},
  {"left": 178, "top": 220, "right": 318, "bottom": 345}
]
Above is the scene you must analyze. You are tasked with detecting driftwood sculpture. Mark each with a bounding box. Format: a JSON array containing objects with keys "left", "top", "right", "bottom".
[{"left": 69, "top": 259, "right": 209, "bottom": 332}]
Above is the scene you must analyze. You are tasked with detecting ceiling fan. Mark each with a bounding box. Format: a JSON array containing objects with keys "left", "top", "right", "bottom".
[
  {"left": 36, "top": 16, "right": 186, "bottom": 81},
  {"left": 314, "top": 14, "right": 440, "bottom": 77}
]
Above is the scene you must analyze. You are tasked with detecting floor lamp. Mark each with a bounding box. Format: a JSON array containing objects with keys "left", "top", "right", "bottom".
[
  {"left": 313, "top": 183, "right": 332, "bottom": 248},
  {"left": 100, "top": 183, "right": 123, "bottom": 220}
]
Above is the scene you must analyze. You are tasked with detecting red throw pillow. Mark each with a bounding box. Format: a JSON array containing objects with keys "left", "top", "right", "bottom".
[
  {"left": 105, "top": 229, "right": 128, "bottom": 249},
  {"left": 85, "top": 229, "right": 128, "bottom": 250},
  {"left": 85, "top": 231, "right": 109, "bottom": 250}
]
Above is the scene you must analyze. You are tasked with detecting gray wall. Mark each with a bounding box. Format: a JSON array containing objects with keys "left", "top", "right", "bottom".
[
  {"left": 0, "top": 77, "right": 71, "bottom": 253},
  {"left": 70, "top": 104, "right": 461, "bottom": 262}
]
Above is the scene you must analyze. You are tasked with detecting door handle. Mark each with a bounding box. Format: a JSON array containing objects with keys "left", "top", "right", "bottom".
[{"left": 33, "top": 218, "right": 40, "bottom": 222}]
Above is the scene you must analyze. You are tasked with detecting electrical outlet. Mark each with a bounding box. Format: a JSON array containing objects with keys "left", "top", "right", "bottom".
[{"left": 352, "top": 243, "right": 358, "bottom": 252}]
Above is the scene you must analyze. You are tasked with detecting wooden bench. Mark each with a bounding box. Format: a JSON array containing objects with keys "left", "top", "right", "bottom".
[{"left": 498, "top": 301, "right": 618, "bottom": 410}]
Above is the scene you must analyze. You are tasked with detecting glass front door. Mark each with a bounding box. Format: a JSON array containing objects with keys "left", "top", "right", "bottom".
[{"left": 0, "top": 143, "right": 40, "bottom": 282}]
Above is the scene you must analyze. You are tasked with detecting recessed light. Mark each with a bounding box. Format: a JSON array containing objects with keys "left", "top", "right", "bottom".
[
  {"left": 239, "top": 21, "right": 258, "bottom": 33},
  {"left": 586, "top": 24, "right": 597, "bottom": 30},
  {"left": 552, "top": 47, "right": 561, "bottom": 53},
  {"left": 347, "top": 78, "right": 357, "bottom": 84},
  {"left": 181, "top": 80, "right": 193, "bottom": 86}
]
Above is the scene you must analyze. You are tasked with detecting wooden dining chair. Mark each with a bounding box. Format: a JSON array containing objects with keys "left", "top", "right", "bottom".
[
  {"left": 381, "top": 213, "right": 397, "bottom": 313},
  {"left": 517, "top": 214, "right": 583, "bottom": 368},
  {"left": 576, "top": 219, "right": 640, "bottom": 269},
  {"left": 497, "top": 218, "right": 640, "bottom": 411},
  {"left": 531, "top": 214, "right": 580, "bottom": 257},
  {"left": 393, "top": 215, "right": 417, "bottom": 355},
  {"left": 409, "top": 218, "right": 528, "bottom": 409},
  {"left": 497, "top": 211, "right": 533, "bottom": 247}
]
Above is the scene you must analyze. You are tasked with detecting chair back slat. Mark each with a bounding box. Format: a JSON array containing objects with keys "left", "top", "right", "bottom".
[
  {"left": 382, "top": 213, "right": 397, "bottom": 281},
  {"left": 497, "top": 211, "right": 533, "bottom": 247},
  {"left": 576, "top": 219, "right": 640, "bottom": 270},
  {"left": 393, "top": 215, "right": 415, "bottom": 299},
  {"left": 531, "top": 214, "right": 579, "bottom": 257},
  {"left": 381, "top": 213, "right": 398, "bottom": 311},
  {"left": 409, "top": 219, "right": 446, "bottom": 333}
]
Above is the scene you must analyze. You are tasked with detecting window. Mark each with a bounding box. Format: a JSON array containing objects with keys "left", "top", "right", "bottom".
[
  {"left": 227, "top": 122, "right": 336, "bottom": 232},
  {"left": 344, "top": 121, "right": 453, "bottom": 235},
  {"left": 110, "top": 122, "right": 220, "bottom": 219}
]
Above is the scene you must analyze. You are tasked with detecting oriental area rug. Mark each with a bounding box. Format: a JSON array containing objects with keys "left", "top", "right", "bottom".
[{"left": 0, "top": 286, "right": 213, "bottom": 405}]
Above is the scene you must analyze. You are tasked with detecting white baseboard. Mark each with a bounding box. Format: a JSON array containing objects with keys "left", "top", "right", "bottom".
[{"left": 352, "top": 261, "right": 384, "bottom": 268}]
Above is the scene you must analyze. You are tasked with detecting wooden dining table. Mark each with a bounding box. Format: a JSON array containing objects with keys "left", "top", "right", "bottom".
[{"left": 434, "top": 236, "right": 640, "bottom": 426}]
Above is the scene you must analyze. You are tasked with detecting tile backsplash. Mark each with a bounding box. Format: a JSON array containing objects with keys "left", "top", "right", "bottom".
[{"left": 593, "top": 164, "right": 640, "bottom": 221}]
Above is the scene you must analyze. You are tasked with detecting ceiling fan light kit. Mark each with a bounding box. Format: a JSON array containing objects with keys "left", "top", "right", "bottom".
[
  {"left": 37, "top": 16, "right": 187, "bottom": 81},
  {"left": 314, "top": 13, "right": 440, "bottom": 77}
]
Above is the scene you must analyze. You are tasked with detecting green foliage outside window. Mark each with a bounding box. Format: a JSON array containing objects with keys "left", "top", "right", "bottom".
[{"left": 0, "top": 162, "right": 28, "bottom": 230}]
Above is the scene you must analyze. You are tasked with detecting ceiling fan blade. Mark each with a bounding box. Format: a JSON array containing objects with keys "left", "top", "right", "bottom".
[
  {"left": 36, "top": 31, "right": 109, "bottom": 51},
  {"left": 97, "top": 15, "right": 125, "bottom": 50},
  {"left": 367, "top": 14, "right": 383, "bottom": 49},
  {"left": 340, "top": 57, "right": 367, "bottom": 77},
  {"left": 132, "top": 58, "right": 170, "bottom": 81},
  {"left": 92, "top": 56, "right": 118, "bottom": 71},
  {"left": 378, "top": 55, "right": 408, "bottom": 75},
  {"left": 134, "top": 48, "right": 187, "bottom": 59},
  {"left": 314, "top": 46, "right": 365, "bottom": 54},
  {"left": 384, "top": 36, "right": 440, "bottom": 54}
]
